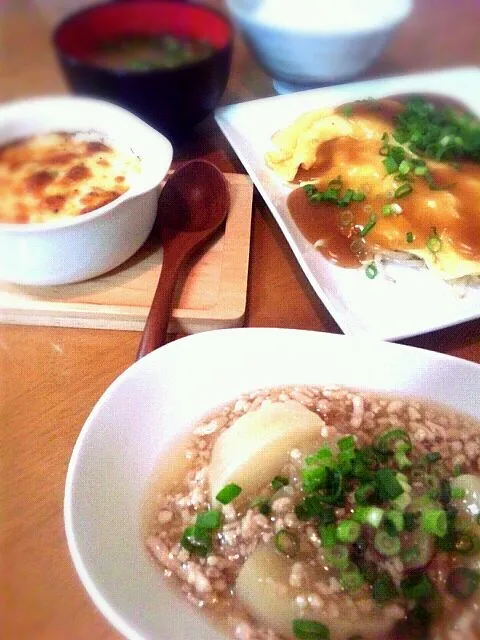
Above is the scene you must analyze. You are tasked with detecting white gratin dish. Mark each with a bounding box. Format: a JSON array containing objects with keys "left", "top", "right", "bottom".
[{"left": 0, "top": 96, "right": 173, "bottom": 286}]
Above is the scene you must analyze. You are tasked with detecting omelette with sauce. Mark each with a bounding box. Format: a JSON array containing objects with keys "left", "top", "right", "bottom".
[
  {"left": 0, "top": 132, "right": 141, "bottom": 224},
  {"left": 265, "top": 97, "right": 480, "bottom": 281}
]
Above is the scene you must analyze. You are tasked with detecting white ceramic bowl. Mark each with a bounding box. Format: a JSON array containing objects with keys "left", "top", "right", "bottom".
[
  {"left": 0, "top": 96, "right": 172, "bottom": 286},
  {"left": 226, "top": 0, "right": 413, "bottom": 89},
  {"left": 64, "top": 328, "right": 480, "bottom": 640}
]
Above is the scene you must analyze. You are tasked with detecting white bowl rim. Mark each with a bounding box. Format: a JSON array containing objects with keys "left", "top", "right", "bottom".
[
  {"left": 226, "top": 0, "right": 413, "bottom": 35},
  {"left": 0, "top": 95, "right": 173, "bottom": 233},
  {"left": 64, "top": 327, "right": 480, "bottom": 640}
]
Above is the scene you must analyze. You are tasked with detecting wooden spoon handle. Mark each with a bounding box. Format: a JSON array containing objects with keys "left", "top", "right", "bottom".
[{"left": 136, "top": 249, "right": 184, "bottom": 359}]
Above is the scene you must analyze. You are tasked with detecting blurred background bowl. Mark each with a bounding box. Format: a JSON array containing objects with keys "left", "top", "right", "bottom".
[
  {"left": 226, "top": 0, "right": 413, "bottom": 92},
  {"left": 53, "top": 0, "right": 233, "bottom": 138}
]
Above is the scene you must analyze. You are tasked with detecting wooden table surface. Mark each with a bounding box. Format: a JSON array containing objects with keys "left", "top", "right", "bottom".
[{"left": 2, "top": 1, "right": 480, "bottom": 638}]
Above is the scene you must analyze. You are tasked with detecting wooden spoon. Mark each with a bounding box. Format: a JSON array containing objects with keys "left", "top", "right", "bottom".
[{"left": 137, "top": 160, "right": 230, "bottom": 359}]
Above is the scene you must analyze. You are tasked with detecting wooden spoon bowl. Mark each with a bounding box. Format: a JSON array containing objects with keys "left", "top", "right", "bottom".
[{"left": 137, "top": 160, "right": 230, "bottom": 359}]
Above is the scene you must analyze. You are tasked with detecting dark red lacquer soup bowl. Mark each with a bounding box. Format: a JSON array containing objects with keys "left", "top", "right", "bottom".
[{"left": 53, "top": 0, "right": 233, "bottom": 138}]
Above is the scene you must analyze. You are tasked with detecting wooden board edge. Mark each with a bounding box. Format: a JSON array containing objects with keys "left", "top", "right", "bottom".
[{"left": 0, "top": 173, "right": 253, "bottom": 331}]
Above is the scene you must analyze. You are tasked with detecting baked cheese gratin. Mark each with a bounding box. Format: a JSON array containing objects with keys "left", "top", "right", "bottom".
[{"left": 0, "top": 132, "right": 141, "bottom": 224}]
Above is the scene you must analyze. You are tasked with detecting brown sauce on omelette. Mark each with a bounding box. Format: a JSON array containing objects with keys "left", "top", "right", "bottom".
[{"left": 287, "top": 96, "right": 480, "bottom": 269}]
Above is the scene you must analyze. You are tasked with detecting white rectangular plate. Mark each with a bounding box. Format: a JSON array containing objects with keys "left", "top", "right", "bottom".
[{"left": 215, "top": 67, "right": 480, "bottom": 341}]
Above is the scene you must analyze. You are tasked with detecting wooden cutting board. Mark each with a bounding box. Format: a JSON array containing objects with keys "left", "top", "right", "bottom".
[{"left": 0, "top": 173, "right": 253, "bottom": 333}]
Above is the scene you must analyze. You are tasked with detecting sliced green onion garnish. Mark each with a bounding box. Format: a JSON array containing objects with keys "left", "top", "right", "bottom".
[
  {"left": 372, "top": 572, "right": 398, "bottom": 603},
  {"left": 394, "top": 183, "right": 413, "bottom": 198},
  {"left": 398, "top": 159, "right": 412, "bottom": 175},
  {"left": 324, "top": 544, "right": 350, "bottom": 570},
  {"left": 195, "top": 509, "right": 222, "bottom": 529},
  {"left": 406, "top": 231, "right": 415, "bottom": 243},
  {"left": 365, "top": 262, "right": 378, "bottom": 280},
  {"left": 385, "top": 510, "right": 404, "bottom": 533},
  {"left": 391, "top": 97, "right": 480, "bottom": 163},
  {"left": 352, "top": 505, "right": 384, "bottom": 528},
  {"left": 272, "top": 475, "right": 289, "bottom": 491},
  {"left": 338, "top": 435, "right": 355, "bottom": 451},
  {"left": 394, "top": 441, "right": 412, "bottom": 469},
  {"left": 318, "top": 468, "right": 343, "bottom": 504},
  {"left": 393, "top": 494, "right": 411, "bottom": 512},
  {"left": 338, "top": 189, "right": 366, "bottom": 207},
  {"left": 383, "top": 518, "right": 398, "bottom": 538},
  {"left": 422, "top": 508, "right": 447, "bottom": 537},
  {"left": 340, "top": 566, "right": 364, "bottom": 592},
  {"left": 374, "top": 530, "right": 401, "bottom": 556},
  {"left": 396, "top": 472, "right": 411, "bottom": 489},
  {"left": 299, "top": 495, "right": 327, "bottom": 518},
  {"left": 338, "top": 188, "right": 354, "bottom": 207},
  {"left": 427, "top": 229, "right": 442, "bottom": 254},
  {"left": 337, "top": 451, "right": 354, "bottom": 474},
  {"left": 274, "top": 529, "right": 299, "bottom": 557},
  {"left": 305, "top": 446, "right": 334, "bottom": 466},
  {"left": 360, "top": 214, "right": 377, "bottom": 237},
  {"left": 353, "top": 446, "right": 379, "bottom": 480},
  {"left": 414, "top": 165, "right": 428, "bottom": 176},
  {"left": 216, "top": 483, "right": 241, "bottom": 504},
  {"left": 322, "top": 187, "right": 339, "bottom": 202},
  {"left": 390, "top": 145, "right": 406, "bottom": 164},
  {"left": 425, "top": 452, "right": 441, "bottom": 464},
  {"left": 451, "top": 487, "right": 466, "bottom": 500},
  {"left": 453, "top": 463, "right": 463, "bottom": 477},
  {"left": 304, "top": 181, "right": 365, "bottom": 208},
  {"left": 435, "top": 506, "right": 458, "bottom": 552},
  {"left": 351, "top": 190, "right": 366, "bottom": 202},
  {"left": 355, "top": 482, "right": 377, "bottom": 505},
  {"left": 320, "top": 523, "right": 338, "bottom": 547},
  {"left": 293, "top": 619, "right": 330, "bottom": 640},
  {"left": 302, "top": 465, "right": 328, "bottom": 493},
  {"left": 318, "top": 505, "right": 336, "bottom": 525},
  {"left": 375, "top": 468, "right": 405, "bottom": 501},
  {"left": 342, "top": 105, "right": 354, "bottom": 118},
  {"left": 383, "top": 155, "right": 398, "bottom": 174},
  {"left": 446, "top": 567, "right": 480, "bottom": 600},
  {"left": 250, "top": 496, "right": 271, "bottom": 516},
  {"left": 401, "top": 546, "right": 420, "bottom": 563},
  {"left": 375, "top": 428, "right": 412, "bottom": 454},
  {"left": 401, "top": 573, "right": 433, "bottom": 600},
  {"left": 181, "top": 525, "right": 212, "bottom": 557},
  {"left": 336, "top": 519, "right": 361, "bottom": 543},
  {"left": 454, "top": 532, "right": 476, "bottom": 554}
]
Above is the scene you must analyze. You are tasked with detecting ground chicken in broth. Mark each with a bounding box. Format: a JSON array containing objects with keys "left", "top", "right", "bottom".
[{"left": 145, "top": 386, "right": 480, "bottom": 639}]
